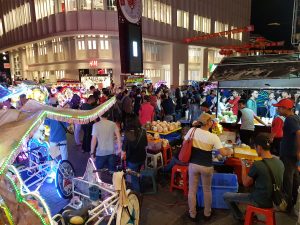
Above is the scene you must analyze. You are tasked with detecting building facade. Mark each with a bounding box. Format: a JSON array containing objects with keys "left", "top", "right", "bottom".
[{"left": 0, "top": 0, "right": 251, "bottom": 86}]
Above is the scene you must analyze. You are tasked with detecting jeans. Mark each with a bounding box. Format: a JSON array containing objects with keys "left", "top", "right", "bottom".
[
  {"left": 223, "top": 192, "right": 258, "bottom": 220},
  {"left": 50, "top": 140, "right": 68, "bottom": 161},
  {"left": 95, "top": 155, "right": 116, "bottom": 172},
  {"left": 162, "top": 157, "right": 188, "bottom": 173},
  {"left": 126, "top": 161, "right": 143, "bottom": 192},
  {"left": 74, "top": 124, "right": 81, "bottom": 145},
  {"left": 188, "top": 163, "right": 213, "bottom": 218},
  {"left": 281, "top": 156, "right": 300, "bottom": 210}
]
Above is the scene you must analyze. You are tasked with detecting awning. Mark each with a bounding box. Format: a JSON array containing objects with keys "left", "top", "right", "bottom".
[{"left": 209, "top": 54, "right": 300, "bottom": 82}]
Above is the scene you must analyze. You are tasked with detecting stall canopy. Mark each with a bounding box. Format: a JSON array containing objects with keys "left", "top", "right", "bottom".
[{"left": 209, "top": 54, "right": 300, "bottom": 89}]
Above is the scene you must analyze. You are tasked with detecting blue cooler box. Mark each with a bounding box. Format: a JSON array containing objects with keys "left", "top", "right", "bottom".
[{"left": 197, "top": 173, "right": 238, "bottom": 209}]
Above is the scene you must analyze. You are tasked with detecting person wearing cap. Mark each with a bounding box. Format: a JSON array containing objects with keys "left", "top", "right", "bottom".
[
  {"left": 236, "top": 99, "right": 267, "bottom": 146},
  {"left": 274, "top": 98, "right": 300, "bottom": 212},
  {"left": 185, "top": 113, "right": 232, "bottom": 222},
  {"left": 224, "top": 133, "right": 284, "bottom": 222}
]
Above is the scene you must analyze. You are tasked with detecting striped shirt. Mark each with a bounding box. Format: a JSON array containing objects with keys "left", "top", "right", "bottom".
[{"left": 184, "top": 128, "right": 223, "bottom": 167}]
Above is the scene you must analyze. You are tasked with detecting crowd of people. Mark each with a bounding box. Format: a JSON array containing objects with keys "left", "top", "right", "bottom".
[{"left": 3, "top": 80, "right": 300, "bottom": 223}]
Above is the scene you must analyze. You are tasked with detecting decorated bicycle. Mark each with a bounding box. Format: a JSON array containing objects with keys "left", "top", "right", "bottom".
[{"left": 0, "top": 97, "right": 141, "bottom": 225}]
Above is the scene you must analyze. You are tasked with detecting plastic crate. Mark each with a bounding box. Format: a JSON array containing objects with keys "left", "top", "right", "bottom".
[{"left": 197, "top": 173, "right": 238, "bottom": 209}]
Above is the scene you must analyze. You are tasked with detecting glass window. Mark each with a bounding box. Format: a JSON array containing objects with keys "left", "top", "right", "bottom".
[
  {"left": 0, "top": 20, "right": 3, "bottom": 36},
  {"left": 79, "top": 0, "right": 92, "bottom": 10},
  {"left": 92, "top": 40, "right": 97, "bottom": 49},
  {"left": 107, "top": 0, "right": 116, "bottom": 11},
  {"left": 66, "top": 0, "right": 77, "bottom": 11},
  {"left": 177, "top": 10, "right": 188, "bottom": 29},
  {"left": 78, "top": 40, "right": 85, "bottom": 50},
  {"left": 93, "top": 0, "right": 104, "bottom": 10}
]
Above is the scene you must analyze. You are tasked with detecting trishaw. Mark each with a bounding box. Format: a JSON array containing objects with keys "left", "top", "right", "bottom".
[{"left": 0, "top": 97, "right": 141, "bottom": 225}]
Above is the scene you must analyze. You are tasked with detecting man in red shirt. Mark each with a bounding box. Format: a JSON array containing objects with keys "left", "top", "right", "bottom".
[
  {"left": 270, "top": 115, "right": 284, "bottom": 156},
  {"left": 228, "top": 91, "right": 241, "bottom": 115},
  {"left": 139, "top": 95, "right": 155, "bottom": 126}
]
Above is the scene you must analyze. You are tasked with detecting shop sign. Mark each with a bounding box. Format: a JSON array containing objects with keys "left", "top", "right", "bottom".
[
  {"left": 124, "top": 75, "right": 144, "bottom": 84},
  {"left": 4, "top": 63, "right": 10, "bottom": 69},
  {"left": 89, "top": 60, "right": 98, "bottom": 68}
]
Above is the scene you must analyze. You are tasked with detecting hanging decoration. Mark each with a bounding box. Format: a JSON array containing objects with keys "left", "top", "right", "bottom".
[
  {"left": 183, "top": 25, "right": 254, "bottom": 44},
  {"left": 218, "top": 36, "right": 293, "bottom": 56}
]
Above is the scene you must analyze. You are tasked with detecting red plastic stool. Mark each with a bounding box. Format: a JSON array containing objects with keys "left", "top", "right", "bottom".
[
  {"left": 244, "top": 205, "right": 276, "bottom": 225},
  {"left": 162, "top": 145, "right": 172, "bottom": 165},
  {"left": 170, "top": 165, "right": 188, "bottom": 196}
]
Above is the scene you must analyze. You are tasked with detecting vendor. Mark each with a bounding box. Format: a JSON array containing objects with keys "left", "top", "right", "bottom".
[
  {"left": 236, "top": 99, "right": 267, "bottom": 146},
  {"left": 228, "top": 90, "right": 240, "bottom": 115},
  {"left": 223, "top": 133, "right": 284, "bottom": 222}
]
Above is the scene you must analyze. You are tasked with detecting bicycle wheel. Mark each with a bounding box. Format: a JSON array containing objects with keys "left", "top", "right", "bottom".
[
  {"left": 116, "top": 191, "right": 140, "bottom": 225},
  {"left": 56, "top": 160, "right": 75, "bottom": 199}
]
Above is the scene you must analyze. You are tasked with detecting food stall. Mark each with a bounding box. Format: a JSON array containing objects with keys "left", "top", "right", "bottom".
[
  {"left": 210, "top": 53, "right": 300, "bottom": 133},
  {"left": 206, "top": 53, "right": 300, "bottom": 183}
]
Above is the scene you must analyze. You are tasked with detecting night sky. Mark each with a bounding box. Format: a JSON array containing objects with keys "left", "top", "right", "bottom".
[{"left": 251, "top": 0, "right": 295, "bottom": 48}]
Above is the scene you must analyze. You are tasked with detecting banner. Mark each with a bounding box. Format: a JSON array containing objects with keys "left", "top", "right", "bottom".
[{"left": 184, "top": 25, "right": 254, "bottom": 43}]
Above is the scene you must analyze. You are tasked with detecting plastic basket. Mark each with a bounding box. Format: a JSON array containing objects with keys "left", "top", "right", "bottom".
[{"left": 197, "top": 173, "right": 238, "bottom": 209}]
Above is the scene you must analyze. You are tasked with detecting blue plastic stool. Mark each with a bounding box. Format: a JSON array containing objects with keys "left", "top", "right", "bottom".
[{"left": 140, "top": 169, "right": 157, "bottom": 194}]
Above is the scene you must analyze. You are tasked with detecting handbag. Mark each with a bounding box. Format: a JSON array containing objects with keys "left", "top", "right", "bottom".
[
  {"left": 178, "top": 128, "right": 196, "bottom": 163},
  {"left": 262, "top": 160, "right": 287, "bottom": 211}
]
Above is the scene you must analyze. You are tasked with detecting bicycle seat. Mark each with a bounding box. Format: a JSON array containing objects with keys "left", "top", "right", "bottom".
[{"left": 62, "top": 207, "right": 90, "bottom": 224}]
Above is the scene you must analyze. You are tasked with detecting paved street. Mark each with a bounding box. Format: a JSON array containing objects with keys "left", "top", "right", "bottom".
[{"left": 38, "top": 134, "right": 298, "bottom": 224}]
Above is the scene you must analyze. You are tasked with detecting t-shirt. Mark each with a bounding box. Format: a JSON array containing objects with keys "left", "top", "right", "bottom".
[
  {"left": 92, "top": 120, "right": 117, "bottom": 156},
  {"left": 184, "top": 128, "right": 223, "bottom": 167},
  {"left": 238, "top": 108, "right": 255, "bottom": 131},
  {"left": 257, "top": 91, "right": 269, "bottom": 108},
  {"left": 44, "top": 119, "right": 68, "bottom": 143},
  {"left": 280, "top": 114, "right": 300, "bottom": 157},
  {"left": 161, "top": 98, "right": 175, "bottom": 115},
  {"left": 228, "top": 96, "right": 241, "bottom": 115},
  {"left": 271, "top": 116, "right": 284, "bottom": 138},
  {"left": 248, "top": 158, "right": 284, "bottom": 208},
  {"left": 267, "top": 99, "right": 277, "bottom": 118},
  {"left": 247, "top": 99, "right": 257, "bottom": 115}
]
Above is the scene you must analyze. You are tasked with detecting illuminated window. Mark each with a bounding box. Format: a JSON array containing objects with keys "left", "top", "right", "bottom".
[
  {"left": 77, "top": 40, "right": 85, "bottom": 50},
  {"left": 55, "top": 70, "right": 65, "bottom": 79},
  {"left": 215, "top": 21, "right": 229, "bottom": 37},
  {"left": 142, "top": 0, "right": 171, "bottom": 24},
  {"left": 177, "top": 10, "right": 189, "bottom": 29},
  {"left": 94, "top": 0, "right": 104, "bottom": 10},
  {"left": 66, "top": 0, "right": 78, "bottom": 11},
  {"left": 52, "top": 38, "right": 64, "bottom": 53},
  {"left": 38, "top": 41, "right": 47, "bottom": 56},
  {"left": 189, "top": 47, "right": 201, "bottom": 63},
  {"left": 3, "top": 3, "right": 31, "bottom": 32},
  {"left": 100, "top": 35, "right": 109, "bottom": 50},
  {"left": 231, "top": 26, "right": 243, "bottom": 41},
  {"left": 79, "top": 0, "right": 91, "bottom": 10},
  {"left": 0, "top": 20, "right": 3, "bottom": 36},
  {"left": 193, "top": 15, "right": 211, "bottom": 33}
]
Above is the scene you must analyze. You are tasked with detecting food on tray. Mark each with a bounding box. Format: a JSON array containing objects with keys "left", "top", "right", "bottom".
[{"left": 149, "top": 121, "right": 181, "bottom": 133}]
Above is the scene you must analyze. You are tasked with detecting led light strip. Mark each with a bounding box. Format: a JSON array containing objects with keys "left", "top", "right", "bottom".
[
  {"left": 0, "top": 97, "right": 116, "bottom": 174},
  {"left": 0, "top": 204, "right": 15, "bottom": 225},
  {"left": 5, "top": 168, "right": 51, "bottom": 225}
]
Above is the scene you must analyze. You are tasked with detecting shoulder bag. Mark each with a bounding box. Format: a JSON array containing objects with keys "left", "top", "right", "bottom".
[
  {"left": 178, "top": 128, "right": 196, "bottom": 163},
  {"left": 262, "top": 160, "right": 287, "bottom": 211}
]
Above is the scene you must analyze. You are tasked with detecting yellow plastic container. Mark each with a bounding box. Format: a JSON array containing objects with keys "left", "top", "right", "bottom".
[{"left": 233, "top": 147, "right": 262, "bottom": 161}]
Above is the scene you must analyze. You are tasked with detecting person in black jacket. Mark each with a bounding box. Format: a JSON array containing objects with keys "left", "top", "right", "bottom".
[{"left": 122, "top": 114, "right": 148, "bottom": 192}]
